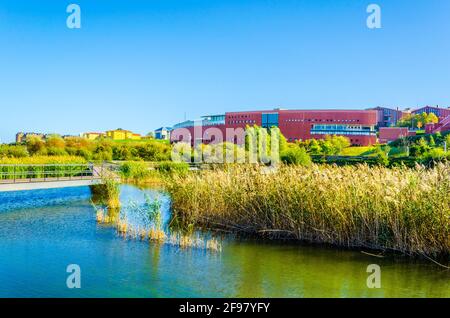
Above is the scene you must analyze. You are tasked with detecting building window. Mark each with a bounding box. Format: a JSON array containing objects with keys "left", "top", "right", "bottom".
[{"left": 262, "top": 113, "right": 279, "bottom": 128}]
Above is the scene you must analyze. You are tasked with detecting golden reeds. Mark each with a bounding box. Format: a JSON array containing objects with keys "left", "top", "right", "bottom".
[{"left": 166, "top": 163, "right": 450, "bottom": 257}]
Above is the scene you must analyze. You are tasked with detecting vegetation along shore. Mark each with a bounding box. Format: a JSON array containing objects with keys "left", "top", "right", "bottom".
[{"left": 166, "top": 164, "right": 450, "bottom": 259}]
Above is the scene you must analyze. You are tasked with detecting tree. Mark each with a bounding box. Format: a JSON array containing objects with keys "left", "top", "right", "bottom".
[
  {"left": 397, "top": 114, "right": 415, "bottom": 128},
  {"left": 308, "top": 139, "right": 322, "bottom": 155},
  {"left": 426, "top": 113, "right": 439, "bottom": 124},
  {"left": 46, "top": 135, "right": 66, "bottom": 149},
  {"left": 280, "top": 146, "right": 312, "bottom": 166},
  {"left": 429, "top": 135, "right": 436, "bottom": 147},
  {"left": 26, "top": 136, "right": 46, "bottom": 155},
  {"left": 417, "top": 121, "right": 423, "bottom": 129},
  {"left": 330, "top": 135, "right": 351, "bottom": 154},
  {"left": 374, "top": 146, "right": 389, "bottom": 166}
]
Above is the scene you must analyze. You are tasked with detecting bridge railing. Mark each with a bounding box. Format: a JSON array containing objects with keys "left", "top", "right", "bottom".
[{"left": 0, "top": 163, "right": 104, "bottom": 183}]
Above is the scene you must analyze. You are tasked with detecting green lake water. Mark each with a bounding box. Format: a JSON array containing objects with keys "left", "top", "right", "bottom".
[{"left": 0, "top": 185, "right": 448, "bottom": 297}]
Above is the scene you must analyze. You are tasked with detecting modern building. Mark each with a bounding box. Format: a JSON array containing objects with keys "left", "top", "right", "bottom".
[
  {"left": 411, "top": 105, "right": 450, "bottom": 119},
  {"left": 368, "top": 106, "right": 409, "bottom": 128},
  {"left": 154, "top": 127, "right": 172, "bottom": 140},
  {"left": 171, "top": 109, "right": 378, "bottom": 146},
  {"left": 105, "top": 129, "right": 141, "bottom": 141}
]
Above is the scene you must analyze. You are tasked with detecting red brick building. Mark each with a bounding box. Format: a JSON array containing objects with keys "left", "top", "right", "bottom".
[
  {"left": 378, "top": 127, "right": 416, "bottom": 144},
  {"left": 171, "top": 109, "right": 377, "bottom": 146}
]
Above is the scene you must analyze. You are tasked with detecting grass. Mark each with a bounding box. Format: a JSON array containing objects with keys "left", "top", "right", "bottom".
[
  {"left": 339, "top": 146, "right": 376, "bottom": 156},
  {"left": 0, "top": 156, "right": 88, "bottom": 180},
  {"left": 166, "top": 164, "right": 450, "bottom": 258},
  {"left": 0, "top": 155, "right": 86, "bottom": 165},
  {"left": 119, "top": 161, "right": 189, "bottom": 186}
]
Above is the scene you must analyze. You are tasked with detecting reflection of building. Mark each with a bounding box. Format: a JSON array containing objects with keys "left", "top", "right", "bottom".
[
  {"left": 171, "top": 109, "right": 378, "bottom": 146},
  {"left": 105, "top": 129, "right": 141, "bottom": 140},
  {"left": 154, "top": 127, "right": 172, "bottom": 140},
  {"left": 16, "top": 132, "right": 47, "bottom": 143},
  {"left": 368, "top": 106, "right": 409, "bottom": 128},
  {"left": 82, "top": 132, "right": 105, "bottom": 140}
]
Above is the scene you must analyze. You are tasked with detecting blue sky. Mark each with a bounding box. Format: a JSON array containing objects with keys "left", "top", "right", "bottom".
[{"left": 0, "top": 0, "right": 449, "bottom": 142}]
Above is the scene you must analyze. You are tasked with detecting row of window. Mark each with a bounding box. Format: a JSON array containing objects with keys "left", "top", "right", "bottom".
[
  {"left": 311, "top": 131, "right": 376, "bottom": 136},
  {"left": 285, "top": 118, "right": 361, "bottom": 123},
  {"left": 228, "top": 120, "right": 257, "bottom": 125},
  {"left": 311, "top": 124, "right": 372, "bottom": 131},
  {"left": 287, "top": 137, "right": 364, "bottom": 143},
  {"left": 228, "top": 114, "right": 255, "bottom": 119},
  {"left": 203, "top": 120, "right": 225, "bottom": 126}
]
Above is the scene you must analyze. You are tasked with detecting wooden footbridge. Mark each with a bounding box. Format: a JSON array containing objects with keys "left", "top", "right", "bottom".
[{"left": 0, "top": 163, "right": 118, "bottom": 192}]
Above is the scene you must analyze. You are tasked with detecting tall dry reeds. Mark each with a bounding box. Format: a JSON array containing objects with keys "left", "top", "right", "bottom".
[{"left": 166, "top": 163, "right": 450, "bottom": 257}]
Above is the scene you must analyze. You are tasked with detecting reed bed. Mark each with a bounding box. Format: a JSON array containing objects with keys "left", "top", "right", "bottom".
[{"left": 166, "top": 164, "right": 450, "bottom": 258}]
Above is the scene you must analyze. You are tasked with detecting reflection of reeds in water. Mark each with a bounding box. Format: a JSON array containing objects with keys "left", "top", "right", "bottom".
[
  {"left": 93, "top": 194, "right": 222, "bottom": 252},
  {"left": 206, "top": 238, "right": 222, "bottom": 252},
  {"left": 167, "top": 232, "right": 222, "bottom": 252},
  {"left": 149, "top": 228, "right": 166, "bottom": 242},
  {"left": 117, "top": 219, "right": 128, "bottom": 233}
]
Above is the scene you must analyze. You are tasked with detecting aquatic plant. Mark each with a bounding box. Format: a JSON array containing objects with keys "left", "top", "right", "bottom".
[
  {"left": 90, "top": 175, "right": 121, "bottom": 210},
  {"left": 166, "top": 163, "right": 450, "bottom": 258}
]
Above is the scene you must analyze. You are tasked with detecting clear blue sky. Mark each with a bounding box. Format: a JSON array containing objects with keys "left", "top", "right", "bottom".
[{"left": 0, "top": 0, "right": 449, "bottom": 142}]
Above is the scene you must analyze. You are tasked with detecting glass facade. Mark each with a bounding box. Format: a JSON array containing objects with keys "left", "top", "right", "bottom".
[
  {"left": 261, "top": 113, "right": 279, "bottom": 128},
  {"left": 202, "top": 114, "right": 226, "bottom": 126},
  {"left": 310, "top": 124, "right": 375, "bottom": 136}
]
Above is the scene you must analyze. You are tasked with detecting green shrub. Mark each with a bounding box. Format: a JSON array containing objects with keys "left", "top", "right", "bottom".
[
  {"left": 0, "top": 145, "right": 29, "bottom": 158},
  {"left": 374, "top": 146, "right": 389, "bottom": 166},
  {"left": 120, "top": 161, "right": 150, "bottom": 180},
  {"left": 157, "top": 161, "right": 190, "bottom": 175},
  {"left": 281, "top": 147, "right": 312, "bottom": 166}
]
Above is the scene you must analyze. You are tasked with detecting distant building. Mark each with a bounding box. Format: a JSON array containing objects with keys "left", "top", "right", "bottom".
[
  {"left": 105, "top": 129, "right": 141, "bottom": 140},
  {"left": 368, "top": 106, "right": 409, "bottom": 128},
  {"left": 61, "top": 135, "right": 79, "bottom": 140},
  {"left": 411, "top": 105, "right": 450, "bottom": 119},
  {"left": 16, "top": 132, "right": 47, "bottom": 143},
  {"left": 154, "top": 127, "right": 172, "bottom": 140},
  {"left": 82, "top": 132, "right": 105, "bottom": 140},
  {"left": 173, "top": 120, "right": 196, "bottom": 129}
]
